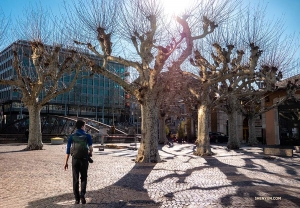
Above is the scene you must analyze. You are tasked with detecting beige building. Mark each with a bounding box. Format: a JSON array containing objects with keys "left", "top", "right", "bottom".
[{"left": 210, "top": 83, "right": 300, "bottom": 146}]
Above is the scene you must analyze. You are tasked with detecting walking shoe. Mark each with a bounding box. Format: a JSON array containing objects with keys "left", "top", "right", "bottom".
[
  {"left": 88, "top": 157, "right": 93, "bottom": 163},
  {"left": 75, "top": 199, "right": 80, "bottom": 204},
  {"left": 80, "top": 196, "right": 86, "bottom": 204}
]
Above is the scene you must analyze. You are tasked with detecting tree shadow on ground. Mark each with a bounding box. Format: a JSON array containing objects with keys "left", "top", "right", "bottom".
[
  {"left": 209, "top": 149, "right": 300, "bottom": 207},
  {"left": 0, "top": 150, "right": 29, "bottom": 154},
  {"left": 0, "top": 143, "right": 34, "bottom": 154},
  {"left": 28, "top": 163, "right": 161, "bottom": 207},
  {"left": 18, "top": 144, "right": 300, "bottom": 207},
  {"left": 145, "top": 145, "right": 300, "bottom": 207},
  {"left": 205, "top": 157, "right": 292, "bottom": 207}
]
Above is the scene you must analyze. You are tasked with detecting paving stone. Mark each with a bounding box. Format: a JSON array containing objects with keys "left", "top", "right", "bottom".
[{"left": 0, "top": 143, "right": 300, "bottom": 207}]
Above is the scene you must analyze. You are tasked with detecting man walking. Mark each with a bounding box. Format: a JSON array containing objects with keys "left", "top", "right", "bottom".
[{"left": 64, "top": 120, "right": 93, "bottom": 204}]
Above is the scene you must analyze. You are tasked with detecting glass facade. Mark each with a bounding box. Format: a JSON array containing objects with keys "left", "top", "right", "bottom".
[{"left": 0, "top": 40, "right": 127, "bottom": 125}]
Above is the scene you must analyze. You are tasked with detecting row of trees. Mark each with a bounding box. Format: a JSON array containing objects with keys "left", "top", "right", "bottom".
[{"left": 0, "top": 0, "right": 298, "bottom": 161}]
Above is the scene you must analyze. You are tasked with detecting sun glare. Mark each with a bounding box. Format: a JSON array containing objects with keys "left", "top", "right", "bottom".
[{"left": 162, "top": 0, "right": 193, "bottom": 16}]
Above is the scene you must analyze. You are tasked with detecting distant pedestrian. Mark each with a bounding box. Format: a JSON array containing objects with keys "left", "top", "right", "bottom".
[
  {"left": 64, "top": 120, "right": 93, "bottom": 204},
  {"left": 167, "top": 132, "right": 173, "bottom": 147}
]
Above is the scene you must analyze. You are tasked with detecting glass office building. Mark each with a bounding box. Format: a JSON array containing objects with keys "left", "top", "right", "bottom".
[{"left": 0, "top": 40, "right": 127, "bottom": 125}]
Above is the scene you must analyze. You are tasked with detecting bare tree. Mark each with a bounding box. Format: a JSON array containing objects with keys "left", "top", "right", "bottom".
[
  {"left": 216, "top": 65, "right": 282, "bottom": 149},
  {"left": 182, "top": 3, "right": 298, "bottom": 154},
  {"left": 185, "top": 45, "right": 252, "bottom": 155},
  {"left": 0, "top": 41, "right": 88, "bottom": 150},
  {"left": 0, "top": 8, "right": 8, "bottom": 49},
  {"left": 157, "top": 70, "right": 189, "bottom": 144},
  {"left": 217, "top": 5, "right": 298, "bottom": 149},
  {"left": 0, "top": 5, "right": 89, "bottom": 150},
  {"left": 67, "top": 0, "right": 239, "bottom": 162},
  {"left": 160, "top": 70, "right": 199, "bottom": 144}
]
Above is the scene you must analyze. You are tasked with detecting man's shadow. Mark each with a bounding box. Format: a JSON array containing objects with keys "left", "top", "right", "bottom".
[{"left": 28, "top": 162, "right": 161, "bottom": 207}]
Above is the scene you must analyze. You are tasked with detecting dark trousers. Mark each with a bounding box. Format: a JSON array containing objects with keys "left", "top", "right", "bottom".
[{"left": 72, "top": 158, "right": 89, "bottom": 199}]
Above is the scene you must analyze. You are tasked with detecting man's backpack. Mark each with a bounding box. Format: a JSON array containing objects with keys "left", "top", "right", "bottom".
[{"left": 70, "top": 134, "right": 88, "bottom": 159}]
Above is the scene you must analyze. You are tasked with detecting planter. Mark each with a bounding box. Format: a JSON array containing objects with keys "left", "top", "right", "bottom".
[
  {"left": 51, "top": 137, "right": 64, "bottom": 145},
  {"left": 295, "top": 146, "right": 300, "bottom": 153},
  {"left": 263, "top": 147, "right": 293, "bottom": 157}
]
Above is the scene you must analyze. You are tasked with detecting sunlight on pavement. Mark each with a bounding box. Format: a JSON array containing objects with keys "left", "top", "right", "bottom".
[
  {"left": 144, "top": 156, "right": 238, "bottom": 206},
  {"left": 1, "top": 143, "right": 300, "bottom": 207}
]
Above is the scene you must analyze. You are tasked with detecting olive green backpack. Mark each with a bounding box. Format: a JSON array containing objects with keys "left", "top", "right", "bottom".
[{"left": 70, "top": 134, "right": 88, "bottom": 159}]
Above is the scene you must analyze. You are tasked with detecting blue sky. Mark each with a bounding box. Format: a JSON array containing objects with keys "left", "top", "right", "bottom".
[
  {"left": 245, "top": 0, "right": 299, "bottom": 34},
  {"left": 1, "top": 0, "right": 299, "bottom": 75},
  {"left": 1, "top": 0, "right": 299, "bottom": 35}
]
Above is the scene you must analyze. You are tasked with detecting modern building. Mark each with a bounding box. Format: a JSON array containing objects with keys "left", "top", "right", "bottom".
[{"left": 0, "top": 40, "right": 128, "bottom": 127}]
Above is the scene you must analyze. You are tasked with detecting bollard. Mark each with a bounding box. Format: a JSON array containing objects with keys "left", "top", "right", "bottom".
[
  {"left": 98, "top": 134, "right": 104, "bottom": 151},
  {"left": 128, "top": 136, "right": 137, "bottom": 150}
]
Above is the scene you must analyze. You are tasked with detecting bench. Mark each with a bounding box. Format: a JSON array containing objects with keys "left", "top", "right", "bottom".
[
  {"left": 263, "top": 146, "right": 293, "bottom": 157},
  {"left": 93, "top": 135, "right": 139, "bottom": 151},
  {"left": 104, "top": 135, "right": 137, "bottom": 143}
]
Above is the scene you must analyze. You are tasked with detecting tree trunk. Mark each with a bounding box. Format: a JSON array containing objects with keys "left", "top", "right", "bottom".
[
  {"left": 194, "top": 103, "right": 213, "bottom": 156},
  {"left": 158, "top": 114, "right": 167, "bottom": 144},
  {"left": 227, "top": 110, "right": 240, "bottom": 149},
  {"left": 25, "top": 105, "right": 43, "bottom": 150},
  {"left": 135, "top": 97, "right": 161, "bottom": 163},
  {"left": 247, "top": 115, "right": 259, "bottom": 146}
]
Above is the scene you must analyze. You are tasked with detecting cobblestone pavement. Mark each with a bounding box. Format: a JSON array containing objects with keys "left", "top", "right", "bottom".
[{"left": 0, "top": 142, "right": 300, "bottom": 208}]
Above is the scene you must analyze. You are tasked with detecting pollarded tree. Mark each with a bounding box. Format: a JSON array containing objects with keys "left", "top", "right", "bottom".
[
  {"left": 0, "top": 6, "right": 89, "bottom": 150},
  {"left": 185, "top": 44, "right": 253, "bottom": 155},
  {"left": 216, "top": 64, "right": 282, "bottom": 149},
  {"left": 66, "top": 0, "right": 239, "bottom": 162},
  {"left": 188, "top": 43, "right": 280, "bottom": 153},
  {"left": 213, "top": 4, "right": 298, "bottom": 149},
  {"left": 0, "top": 41, "right": 89, "bottom": 150},
  {"left": 184, "top": 3, "right": 298, "bottom": 154}
]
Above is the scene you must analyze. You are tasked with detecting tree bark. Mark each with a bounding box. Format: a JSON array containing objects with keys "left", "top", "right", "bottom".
[
  {"left": 194, "top": 102, "right": 213, "bottom": 156},
  {"left": 135, "top": 96, "right": 161, "bottom": 163},
  {"left": 227, "top": 110, "right": 240, "bottom": 149},
  {"left": 25, "top": 105, "right": 43, "bottom": 150},
  {"left": 247, "top": 115, "right": 259, "bottom": 146}
]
